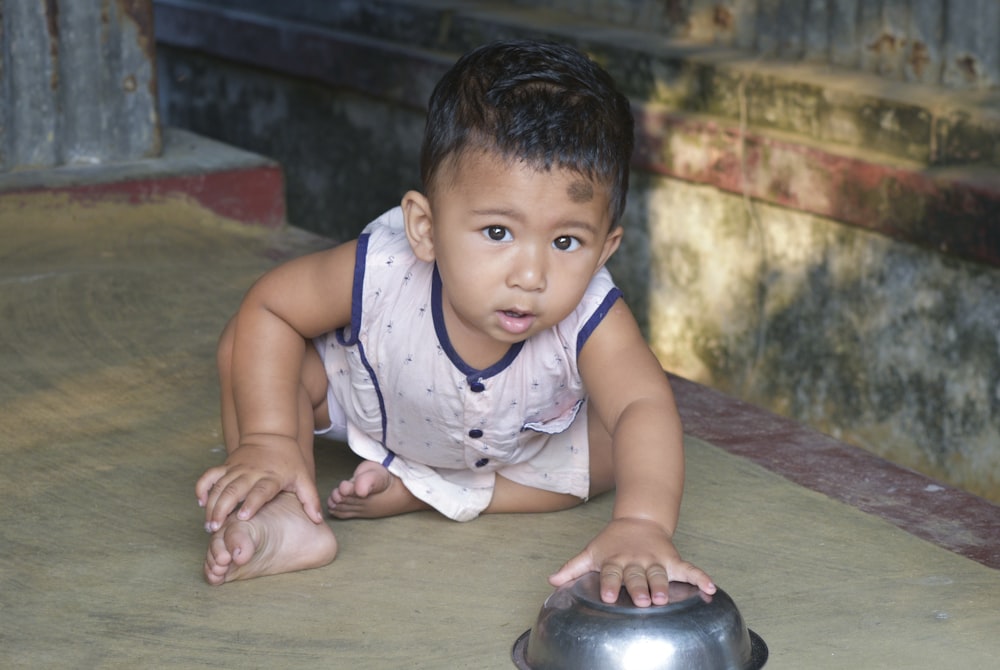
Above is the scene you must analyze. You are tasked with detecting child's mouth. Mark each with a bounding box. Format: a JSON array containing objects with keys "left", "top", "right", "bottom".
[{"left": 497, "top": 309, "right": 535, "bottom": 335}]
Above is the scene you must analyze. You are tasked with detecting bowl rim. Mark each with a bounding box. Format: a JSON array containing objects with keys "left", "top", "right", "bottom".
[{"left": 511, "top": 627, "right": 769, "bottom": 670}]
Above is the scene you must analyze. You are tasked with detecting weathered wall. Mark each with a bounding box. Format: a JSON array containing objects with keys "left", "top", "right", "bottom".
[
  {"left": 0, "top": 0, "right": 160, "bottom": 171},
  {"left": 156, "top": 48, "right": 424, "bottom": 242},
  {"left": 153, "top": 0, "right": 1000, "bottom": 502},
  {"left": 635, "top": 174, "right": 1000, "bottom": 497},
  {"left": 517, "top": 0, "right": 1000, "bottom": 89}
]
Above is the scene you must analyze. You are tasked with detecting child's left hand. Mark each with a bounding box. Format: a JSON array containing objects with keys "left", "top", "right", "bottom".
[{"left": 548, "top": 517, "right": 716, "bottom": 607}]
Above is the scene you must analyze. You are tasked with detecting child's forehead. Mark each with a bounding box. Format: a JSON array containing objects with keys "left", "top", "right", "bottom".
[
  {"left": 566, "top": 179, "right": 595, "bottom": 204},
  {"left": 436, "top": 148, "right": 607, "bottom": 201}
]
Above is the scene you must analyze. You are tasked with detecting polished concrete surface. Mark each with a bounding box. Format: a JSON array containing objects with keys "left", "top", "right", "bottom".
[{"left": 3, "top": 193, "right": 1000, "bottom": 669}]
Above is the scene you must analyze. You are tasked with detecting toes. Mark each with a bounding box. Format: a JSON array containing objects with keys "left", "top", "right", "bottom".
[
  {"left": 328, "top": 500, "right": 361, "bottom": 519},
  {"left": 353, "top": 463, "right": 391, "bottom": 498},
  {"left": 203, "top": 520, "right": 257, "bottom": 584},
  {"left": 223, "top": 521, "right": 258, "bottom": 567},
  {"left": 328, "top": 478, "right": 359, "bottom": 507},
  {"left": 204, "top": 539, "right": 232, "bottom": 585},
  {"left": 353, "top": 477, "right": 374, "bottom": 498},
  {"left": 207, "top": 532, "right": 232, "bottom": 565},
  {"left": 327, "top": 484, "right": 348, "bottom": 510},
  {"left": 337, "top": 479, "right": 356, "bottom": 498}
]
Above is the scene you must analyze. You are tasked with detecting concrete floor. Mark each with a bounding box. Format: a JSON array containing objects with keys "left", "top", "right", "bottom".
[{"left": 3, "top": 189, "right": 1000, "bottom": 669}]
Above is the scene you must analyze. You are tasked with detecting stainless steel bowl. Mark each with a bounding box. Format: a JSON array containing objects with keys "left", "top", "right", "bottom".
[{"left": 512, "top": 573, "right": 767, "bottom": 670}]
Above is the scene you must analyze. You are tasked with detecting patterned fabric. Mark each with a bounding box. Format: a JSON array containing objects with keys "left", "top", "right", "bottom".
[{"left": 314, "top": 207, "right": 622, "bottom": 521}]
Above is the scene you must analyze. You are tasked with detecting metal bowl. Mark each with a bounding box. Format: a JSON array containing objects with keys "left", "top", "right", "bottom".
[{"left": 512, "top": 573, "right": 767, "bottom": 670}]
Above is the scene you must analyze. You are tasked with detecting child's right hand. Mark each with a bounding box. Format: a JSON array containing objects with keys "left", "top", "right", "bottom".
[{"left": 195, "top": 436, "right": 324, "bottom": 532}]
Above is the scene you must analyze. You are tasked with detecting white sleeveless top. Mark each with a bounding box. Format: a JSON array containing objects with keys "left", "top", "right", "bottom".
[{"left": 314, "top": 207, "right": 622, "bottom": 521}]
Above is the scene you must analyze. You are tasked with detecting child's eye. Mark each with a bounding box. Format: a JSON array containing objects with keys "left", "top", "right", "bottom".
[
  {"left": 553, "top": 235, "right": 581, "bottom": 251},
  {"left": 484, "top": 226, "right": 512, "bottom": 242}
]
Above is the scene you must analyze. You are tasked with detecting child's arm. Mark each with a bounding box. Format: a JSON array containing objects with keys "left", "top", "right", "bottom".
[
  {"left": 195, "top": 241, "right": 357, "bottom": 531},
  {"left": 549, "top": 298, "right": 716, "bottom": 607}
]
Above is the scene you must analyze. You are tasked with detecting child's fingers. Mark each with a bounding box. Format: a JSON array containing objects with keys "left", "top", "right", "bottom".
[
  {"left": 599, "top": 563, "right": 628, "bottom": 604},
  {"left": 548, "top": 551, "right": 597, "bottom": 588},
  {"left": 235, "top": 476, "right": 283, "bottom": 521},
  {"left": 294, "top": 479, "right": 325, "bottom": 524},
  {"left": 198, "top": 468, "right": 248, "bottom": 530},
  {"left": 204, "top": 472, "right": 265, "bottom": 530},
  {"left": 668, "top": 561, "right": 716, "bottom": 595},
  {"left": 203, "top": 477, "right": 243, "bottom": 530},
  {"left": 195, "top": 466, "right": 226, "bottom": 505},
  {"left": 642, "top": 564, "right": 672, "bottom": 606}
]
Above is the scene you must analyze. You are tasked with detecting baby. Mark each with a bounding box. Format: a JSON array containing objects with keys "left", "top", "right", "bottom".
[{"left": 196, "top": 39, "right": 715, "bottom": 607}]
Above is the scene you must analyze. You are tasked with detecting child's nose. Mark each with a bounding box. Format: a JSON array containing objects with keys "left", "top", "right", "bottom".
[{"left": 507, "top": 247, "right": 547, "bottom": 291}]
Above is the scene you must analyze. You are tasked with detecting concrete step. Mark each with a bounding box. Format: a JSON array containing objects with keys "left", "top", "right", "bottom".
[
  {"left": 0, "top": 128, "right": 286, "bottom": 229},
  {"left": 634, "top": 106, "right": 1000, "bottom": 267}
]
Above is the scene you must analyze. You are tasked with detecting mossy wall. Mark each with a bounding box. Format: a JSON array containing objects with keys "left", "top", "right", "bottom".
[{"left": 635, "top": 174, "right": 1000, "bottom": 499}]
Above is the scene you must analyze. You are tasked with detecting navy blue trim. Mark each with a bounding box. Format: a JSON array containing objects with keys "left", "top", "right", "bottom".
[
  {"left": 576, "top": 287, "right": 623, "bottom": 355},
  {"left": 333, "top": 231, "right": 390, "bottom": 448},
  {"left": 355, "top": 338, "right": 389, "bottom": 447},
  {"left": 335, "top": 232, "right": 369, "bottom": 347},
  {"left": 431, "top": 264, "right": 523, "bottom": 382}
]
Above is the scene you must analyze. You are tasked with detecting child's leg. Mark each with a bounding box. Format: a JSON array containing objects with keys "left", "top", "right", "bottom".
[
  {"left": 330, "top": 403, "right": 619, "bottom": 519},
  {"left": 203, "top": 319, "right": 338, "bottom": 585},
  {"left": 484, "top": 476, "right": 582, "bottom": 513},
  {"left": 328, "top": 460, "right": 432, "bottom": 518},
  {"left": 329, "top": 462, "right": 584, "bottom": 517},
  {"left": 484, "top": 406, "right": 616, "bottom": 513},
  {"left": 327, "top": 404, "right": 615, "bottom": 519}
]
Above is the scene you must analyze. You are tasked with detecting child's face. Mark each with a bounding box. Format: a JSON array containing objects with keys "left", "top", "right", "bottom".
[{"left": 414, "top": 150, "right": 622, "bottom": 365}]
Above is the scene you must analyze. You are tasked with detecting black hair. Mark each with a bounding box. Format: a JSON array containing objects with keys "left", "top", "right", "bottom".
[{"left": 420, "top": 40, "right": 634, "bottom": 224}]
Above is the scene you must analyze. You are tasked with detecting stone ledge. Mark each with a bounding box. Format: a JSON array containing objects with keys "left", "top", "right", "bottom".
[
  {"left": 0, "top": 128, "right": 286, "bottom": 228},
  {"left": 152, "top": 0, "right": 453, "bottom": 111},
  {"left": 153, "top": 0, "right": 1000, "bottom": 268},
  {"left": 634, "top": 106, "right": 1000, "bottom": 267}
]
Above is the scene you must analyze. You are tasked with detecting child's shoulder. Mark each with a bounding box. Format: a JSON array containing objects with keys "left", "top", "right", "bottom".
[
  {"left": 353, "top": 207, "right": 411, "bottom": 261},
  {"left": 548, "top": 267, "right": 621, "bottom": 354},
  {"left": 359, "top": 206, "right": 406, "bottom": 240},
  {"left": 579, "top": 267, "right": 620, "bottom": 318},
  {"left": 357, "top": 207, "right": 428, "bottom": 281}
]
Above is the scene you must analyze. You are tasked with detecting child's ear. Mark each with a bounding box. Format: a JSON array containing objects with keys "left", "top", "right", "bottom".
[
  {"left": 402, "top": 190, "right": 435, "bottom": 263},
  {"left": 596, "top": 224, "right": 624, "bottom": 271}
]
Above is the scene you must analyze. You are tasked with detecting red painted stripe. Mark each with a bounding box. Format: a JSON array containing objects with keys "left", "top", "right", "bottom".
[
  {"left": 633, "top": 106, "right": 1000, "bottom": 267},
  {"left": 4, "top": 165, "right": 286, "bottom": 229}
]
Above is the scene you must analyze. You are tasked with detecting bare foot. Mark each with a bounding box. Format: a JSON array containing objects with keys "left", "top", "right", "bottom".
[
  {"left": 327, "top": 460, "right": 429, "bottom": 518},
  {"left": 204, "top": 491, "right": 338, "bottom": 585}
]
